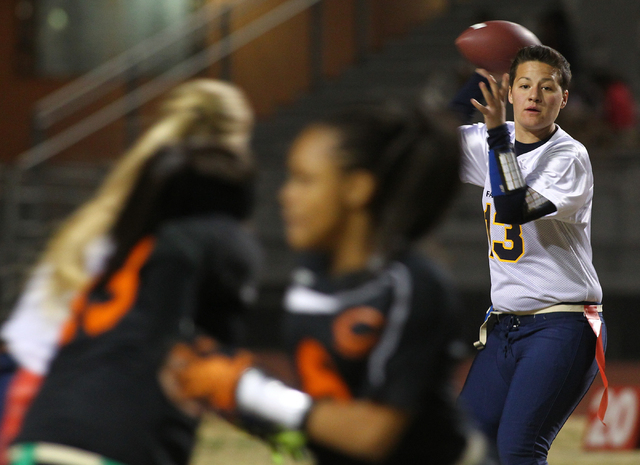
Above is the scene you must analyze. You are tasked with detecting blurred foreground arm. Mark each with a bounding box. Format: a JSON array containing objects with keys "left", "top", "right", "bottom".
[
  {"left": 166, "top": 344, "right": 409, "bottom": 462},
  {"left": 305, "top": 398, "right": 408, "bottom": 462}
]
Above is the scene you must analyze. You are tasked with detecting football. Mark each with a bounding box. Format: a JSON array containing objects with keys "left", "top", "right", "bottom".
[{"left": 455, "top": 20, "right": 542, "bottom": 75}]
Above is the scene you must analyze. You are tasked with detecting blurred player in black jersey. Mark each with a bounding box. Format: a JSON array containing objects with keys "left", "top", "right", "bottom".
[
  {"left": 10, "top": 141, "right": 261, "bottom": 465},
  {"left": 0, "top": 78, "right": 254, "bottom": 461},
  {"left": 167, "top": 103, "right": 494, "bottom": 465}
]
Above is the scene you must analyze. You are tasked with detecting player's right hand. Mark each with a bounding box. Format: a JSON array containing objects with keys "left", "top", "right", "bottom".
[{"left": 471, "top": 69, "right": 509, "bottom": 130}]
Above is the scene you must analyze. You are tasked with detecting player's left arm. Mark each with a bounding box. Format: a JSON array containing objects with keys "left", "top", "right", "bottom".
[
  {"left": 165, "top": 343, "right": 409, "bottom": 462},
  {"left": 487, "top": 125, "right": 558, "bottom": 224},
  {"left": 473, "top": 69, "right": 557, "bottom": 224},
  {"left": 305, "top": 398, "right": 409, "bottom": 462}
]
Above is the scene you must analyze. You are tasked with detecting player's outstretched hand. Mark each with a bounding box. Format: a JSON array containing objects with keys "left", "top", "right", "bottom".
[{"left": 471, "top": 69, "right": 509, "bottom": 130}]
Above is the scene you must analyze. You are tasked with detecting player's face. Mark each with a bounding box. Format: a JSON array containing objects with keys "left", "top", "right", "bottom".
[
  {"left": 280, "top": 126, "right": 352, "bottom": 251},
  {"left": 508, "top": 60, "right": 569, "bottom": 143}
]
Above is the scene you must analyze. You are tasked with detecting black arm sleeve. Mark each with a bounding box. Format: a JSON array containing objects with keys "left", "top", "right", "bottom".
[
  {"left": 494, "top": 190, "right": 557, "bottom": 224},
  {"left": 487, "top": 126, "right": 557, "bottom": 224}
]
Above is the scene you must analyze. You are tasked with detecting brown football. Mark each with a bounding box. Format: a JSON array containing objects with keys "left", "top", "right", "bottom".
[{"left": 455, "top": 20, "right": 542, "bottom": 75}]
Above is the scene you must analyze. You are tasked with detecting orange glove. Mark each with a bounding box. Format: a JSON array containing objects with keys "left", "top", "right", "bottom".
[
  {"left": 167, "top": 343, "right": 254, "bottom": 412},
  {"left": 163, "top": 341, "right": 314, "bottom": 434}
]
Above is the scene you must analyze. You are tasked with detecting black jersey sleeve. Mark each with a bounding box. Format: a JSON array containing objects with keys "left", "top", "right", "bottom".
[
  {"left": 361, "top": 255, "right": 465, "bottom": 413},
  {"left": 138, "top": 216, "right": 261, "bottom": 357},
  {"left": 191, "top": 217, "right": 262, "bottom": 344}
]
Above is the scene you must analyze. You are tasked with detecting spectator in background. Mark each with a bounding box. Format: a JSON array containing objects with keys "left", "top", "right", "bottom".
[
  {"left": 595, "top": 71, "right": 638, "bottom": 144},
  {"left": 0, "top": 78, "right": 254, "bottom": 460},
  {"left": 538, "top": 5, "right": 581, "bottom": 75},
  {"left": 566, "top": 70, "right": 640, "bottom": 149}
]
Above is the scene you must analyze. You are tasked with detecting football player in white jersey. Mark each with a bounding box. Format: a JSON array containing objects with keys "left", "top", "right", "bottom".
[{"left": 453, "top": 45, "right": 607, "bottom": 465}]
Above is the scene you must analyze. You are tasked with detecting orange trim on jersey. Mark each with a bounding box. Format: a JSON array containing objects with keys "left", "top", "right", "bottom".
[
  {"left": 61, "top": 237, "right": 156, "bottom": 344},
  {"left": 333, "top": 306, "right": 385, "bottom": 360},
  {"left": 296, "top": 338, "right": 351, "bottom": 401}
]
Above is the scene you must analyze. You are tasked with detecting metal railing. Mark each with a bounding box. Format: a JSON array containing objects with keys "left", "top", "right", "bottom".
[
  {"left": 1, "top": 0, "right": 373, "bottom": 312},
  {"left": 20, "top": 0, "right": 328, "bottom": 170},
  {"left": 32, "top": 1, "right": 239, "bottom": 136}
]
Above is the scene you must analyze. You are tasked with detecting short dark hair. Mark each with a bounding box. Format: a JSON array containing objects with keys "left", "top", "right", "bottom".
[
  {"left": 509, "top": 45, "right": 572, "bottom": 91},
  {"left": 314, "top": 103, "right": 461, "bottom": 259}
]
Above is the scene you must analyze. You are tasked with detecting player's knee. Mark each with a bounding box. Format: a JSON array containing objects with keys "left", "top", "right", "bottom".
[{"left": 496, "top": 434, "right": 548, "bottom": 465}]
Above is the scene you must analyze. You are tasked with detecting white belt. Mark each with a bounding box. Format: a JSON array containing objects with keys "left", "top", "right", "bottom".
[{"left": 473, "top": 304, "right": 603, "bottom": 350}]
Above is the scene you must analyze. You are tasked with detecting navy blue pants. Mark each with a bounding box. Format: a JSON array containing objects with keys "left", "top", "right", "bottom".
[{"left": 459, "top": 312, "right": 605, "bottom": 465}]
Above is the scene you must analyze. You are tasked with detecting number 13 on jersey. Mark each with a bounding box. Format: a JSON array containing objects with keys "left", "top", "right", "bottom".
[{"left": 484, "top": 203, "right": 525, "bottom": 262}]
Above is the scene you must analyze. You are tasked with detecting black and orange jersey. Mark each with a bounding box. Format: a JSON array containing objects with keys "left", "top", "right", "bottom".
[
  {"left": 15, "top": 216, "right": 261, "bottom": 465},
  {"left": 283, "top": 251, "right": 469, "bottom": 465}
]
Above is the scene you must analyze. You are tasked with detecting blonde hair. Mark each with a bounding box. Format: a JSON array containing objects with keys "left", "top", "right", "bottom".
[{"left": 41, "top": 79, "right": 254, "bottom": 302}]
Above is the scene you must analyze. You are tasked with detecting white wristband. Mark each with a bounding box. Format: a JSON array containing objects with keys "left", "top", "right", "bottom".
[{"left": 236, "top": 368, "right": 313, "bottom": 430}]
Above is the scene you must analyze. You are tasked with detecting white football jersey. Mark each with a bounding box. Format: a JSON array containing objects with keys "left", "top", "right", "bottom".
[{"left": 458, "top": 122, "right": 602, "bottom": 312}]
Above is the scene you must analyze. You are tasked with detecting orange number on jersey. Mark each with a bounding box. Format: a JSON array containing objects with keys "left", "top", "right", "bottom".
[
  {"left": 296, "top": 338, "right": 352, "bottom": 401},
  {"left": 61, "top": 237, "right": 155, "bottom": 344}
]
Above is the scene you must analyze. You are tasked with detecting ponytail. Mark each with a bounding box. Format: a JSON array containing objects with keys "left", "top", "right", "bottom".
[
  {"left": 315, "top": 103, "right": 461, "bottom": 259},
  {"left": 41, "top": 79, "right": 253, "bottom": 307}
]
